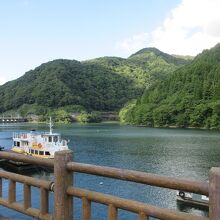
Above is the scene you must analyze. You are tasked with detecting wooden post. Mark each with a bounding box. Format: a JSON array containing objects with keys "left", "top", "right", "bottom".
[
  {"left": 40, "top": 188, "right": 49, "bottom": 215},
  {"left": 54, "top": 150, "right": 73, "bottom": 220},
  {"left": 138, "top": 212, "right": 149, "bottom": 220},
  {"left": 108, "top": 204, "right": 118, "bottom": 220},
  {"left": 209, "top": 167, "right": 220, "bottom": 220},
  {"left": 82, "top": 197, "right": 91, "bottom": 220},
  {"left": 8, "top": 180, "right": 16, "bottom": 203},
  {"left": 23, "top": 183, "right": 31, "bottom": 209}
]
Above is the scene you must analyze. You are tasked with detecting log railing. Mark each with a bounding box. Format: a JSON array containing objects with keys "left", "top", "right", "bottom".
[
  {"left": 0, "top": 170, "right": 53, "bottom": 220},
  {"left": 0, "top": 150, "right": 219, "bottom": 220}
]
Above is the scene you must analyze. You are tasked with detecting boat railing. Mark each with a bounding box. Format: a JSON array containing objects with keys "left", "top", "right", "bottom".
[
  {"left": 0, "top": 150, "right": 219, "bottom": 220},
  {"left": 49, "top": 140, "right": 67, "bottom": 147},
  {"left": 43, "top": 140, "right": 67, "bottom": 148},
  {"left": 13, "top": 132, "right": 22, "bottom": 139},
  {"left": 13, "top": 132, "right": 43, "bottom": 139}
]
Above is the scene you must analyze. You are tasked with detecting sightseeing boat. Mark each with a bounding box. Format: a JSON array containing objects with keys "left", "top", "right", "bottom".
[
  {"left": 176, "top": 190, "right": 209, "bottom": 209},
  {"left": 11, "top": 118, "right": 69, "bottom": 159}
]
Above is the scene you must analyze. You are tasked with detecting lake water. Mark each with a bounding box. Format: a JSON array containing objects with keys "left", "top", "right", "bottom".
[{"left": 0, "top": 122, "right": 219, "bottom": 219}]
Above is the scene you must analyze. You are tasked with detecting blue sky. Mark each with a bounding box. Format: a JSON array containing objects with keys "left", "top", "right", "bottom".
[{"left": 1, "top": 0, "right": 220, "bottom": 84}]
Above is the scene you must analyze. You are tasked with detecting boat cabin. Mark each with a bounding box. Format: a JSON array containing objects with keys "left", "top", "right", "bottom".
[
  {"left": 41, "top": 133, "right": 61, "bottom": 143},
  {"left": 11, "top": 117, "right": 69, "bottom": 158}
]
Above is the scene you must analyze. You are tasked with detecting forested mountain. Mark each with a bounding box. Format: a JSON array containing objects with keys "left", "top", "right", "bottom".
[
  {"left": 120, "top": 43, "right": 220, "bottom": 129},
  {"left": 85, "top": 47, "right": 190, "bottom": 89},
  {"left": 0, "top": 48, "right": 189, "bottom": 116}
]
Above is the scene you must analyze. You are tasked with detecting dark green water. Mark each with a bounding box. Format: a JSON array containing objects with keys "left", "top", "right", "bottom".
[{"left": 0, "top": 122, "right": 219, "bottom": 219}]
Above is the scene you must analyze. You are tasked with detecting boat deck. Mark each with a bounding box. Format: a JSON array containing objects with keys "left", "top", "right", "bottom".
[{"left": 177, "top": 195, "right": 209, "bottom": 209}]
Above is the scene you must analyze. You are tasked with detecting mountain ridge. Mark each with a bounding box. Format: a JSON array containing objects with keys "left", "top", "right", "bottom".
[
  {"left": 120, "top": 43, "right": 220, "bottom": 129},
  {"left": 0, "top": 47, "right": 191, "bottom": 117}
]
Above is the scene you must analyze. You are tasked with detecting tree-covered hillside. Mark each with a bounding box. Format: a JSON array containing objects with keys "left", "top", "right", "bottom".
[
  {"left": 85, "top": 48, "right": 190, "bottom": 89},
  {"left": 0, "top": 60, "right": 137, "bottom": 112},
  {"left": 120, "top": 43, "right": 220, "bottom": 129},
  {"left": 0, "top": 48, "right": 190, "bottom": 116}
]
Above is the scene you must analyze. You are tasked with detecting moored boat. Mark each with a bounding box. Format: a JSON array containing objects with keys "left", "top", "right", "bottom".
[
  {"left": 176, "top": 190, "right": 209, "bottom": 209},
  {"left": 11, "top": 117, "right": 69, "bottom": 159}
]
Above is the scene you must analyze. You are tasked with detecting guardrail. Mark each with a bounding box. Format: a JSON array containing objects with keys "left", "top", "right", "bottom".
[
  {"left": 0, "top": 150, "right": 219, "bottom": 219},
  {"left": 0, "top": 151, "right": 54, "bottom": 220},
  {"left": 0, "top": 170, "right": 53, "bottom": 220}
]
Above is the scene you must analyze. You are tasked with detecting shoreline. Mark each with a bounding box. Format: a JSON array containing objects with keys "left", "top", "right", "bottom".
[{"left": 128, "top": 123, "right": 220, "bottom": 131}]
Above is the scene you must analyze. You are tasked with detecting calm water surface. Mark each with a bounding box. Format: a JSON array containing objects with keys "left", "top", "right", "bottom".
[{"left": 0, "top": 122, "right": 219, "bottom": 219}]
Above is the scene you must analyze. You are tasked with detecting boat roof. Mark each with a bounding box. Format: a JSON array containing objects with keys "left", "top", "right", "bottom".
[{"left": 43, "top": 133, "right": 60, "bottom": 136}]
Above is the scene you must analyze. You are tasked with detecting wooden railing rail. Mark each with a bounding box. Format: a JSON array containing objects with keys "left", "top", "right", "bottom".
[
  {"left": 0, "top": 170, "right": 52, "bottom": 189},
  {"left": 1, "top": 150, "right": 220, "bottom": 219},
  {"left": 67, "top": 186, "right": 209, "bottom": 220},
  {"left": 0, "top": 170, "right": 53, "bottom": 220},
  {"left": 67, "top": 162, "right": 209, "bottom": 196},
  {"left": 0, "top": 151, "right": 54, "bottom": 168}
]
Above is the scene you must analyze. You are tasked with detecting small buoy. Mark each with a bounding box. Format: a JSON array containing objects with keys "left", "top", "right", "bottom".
[{"left": 99, "top": 182, "right": 103, "bottom": 185}]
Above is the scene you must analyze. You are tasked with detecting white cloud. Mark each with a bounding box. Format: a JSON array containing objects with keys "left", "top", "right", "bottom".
[{"left": 116, "top": 0, "right": 220, "bottom": 55}]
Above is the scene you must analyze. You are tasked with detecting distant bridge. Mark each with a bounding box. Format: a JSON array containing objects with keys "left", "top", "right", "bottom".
[{"left": 0, "top": 117, "right": 27, "bottom": 123}]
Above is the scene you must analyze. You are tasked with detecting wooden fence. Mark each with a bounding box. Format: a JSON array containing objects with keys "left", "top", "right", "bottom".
[{"left": 0, "top": 150, "right": 219, "bottom": 220}]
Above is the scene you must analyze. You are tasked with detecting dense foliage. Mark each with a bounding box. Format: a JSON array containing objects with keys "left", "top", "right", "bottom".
[
  {"left": 120, "top": 43, "right": 220, "bottom": 129},
  {"left": 0, "top": 48, "right": 188, "bottom": 117},
  {"left": 77, "top": 112, "right": 102, "bottom": 123},
  {"left": 85, "top": 47, "right": 190, "bottom": 89}
]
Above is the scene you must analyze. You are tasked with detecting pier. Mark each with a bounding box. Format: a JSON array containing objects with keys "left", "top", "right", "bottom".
[
  {"left": 0, "top": 117, "right": 27, "bottom": 123},
  {"left": 0, "top": 150, "right": 218, "bottom": 220}
]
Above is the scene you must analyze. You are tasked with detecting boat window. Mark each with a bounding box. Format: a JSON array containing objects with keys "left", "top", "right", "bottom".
[
  {"left": 31, "top": 149, "right": 34, "bottom": 154},
  {"left": 39, "top": 151, "right": 44, "bottom": 155},
  {"left": 49, "top": 136, "right": 52, "bottom": 142},
  {"left": 17, "top": 142, "right": 20, "bottom": 147},
  {"left": 53, "top": 136, "right": 58, "bottom": 142},
  {"left": 35, "top": 150, "right": 38, "bottom": 155},
  {"left": 14, "top": 141, "right": 16, "bottom": 146},
  {"left": 45, "top": 151, "right": 50, "bottom": 155}
]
